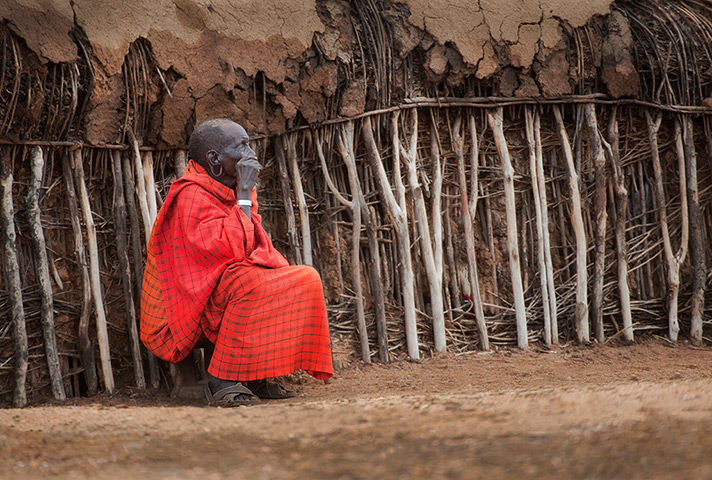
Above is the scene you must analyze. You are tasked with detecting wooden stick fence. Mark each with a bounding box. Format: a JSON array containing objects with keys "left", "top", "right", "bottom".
[{"left": 1, "top": 102, "right": 711, "bottom": 404}]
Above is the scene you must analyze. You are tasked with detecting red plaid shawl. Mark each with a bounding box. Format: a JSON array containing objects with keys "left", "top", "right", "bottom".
[{"left": 140, "top": 160, "right": 333, "bottom": 381}]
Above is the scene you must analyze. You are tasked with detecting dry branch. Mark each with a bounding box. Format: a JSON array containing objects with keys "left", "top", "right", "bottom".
[
  {"left": 174, "top": 150, "right": 187, "bottom": 178},
  {"left": 62, "top": 149, "right": 98, "bottom": 395},
  {"left": 129, "top": 131, "right": 152, "bottom": 247},
  {"left": 683, "top": 116, "right": 705, "bottom": 345},
  {"left": 363, "top": 114, "right": 420, "bottom": 359},
  {"left": 647, "top": 111, "right": 688, "bottom": 342},
  {"left": 111, "top": 150, "right": 145, "bottom": 388},
  {"left": 367, "top": 204, "right": 389, "bottom": 362},
  {"left": 525, "top": 108, "right": 555, "bottom": 345},
  {"left": 122, "top": 150, "right": 158, "bottom": 388},
  {"left": 143, "top": 151, "right": 158, "bottom": 223},
  {"left": 288, "top": 135, "right": 313, "bottom": 266},
  {"left": 317, "top": 124, "right": 369, "bottom": 363},
  {"left": 429, "top": 115, "right": 445, "bottom": 350},
  {"left": 274, "top": 136, "right": 302, "bottom": 265},
  {"left": 74, "top": 149, "right": 115, "bottom": 395},
  {"left": 553, "top": 105, "right": 589, "bottom": 344},
  {"left": 584, "top": 104, "right": 608, "bottom": 344},
  {"left": 399, "top": 109, "right": 446, "bottom": 352},
  {"left": 453, "top": 113, "right": 489, "bottom": 350},
  {"left": 536, "top": 110, "right": 558, "bottom": 341},
  {"left": 142, "top": 150, "right": 162, "bottom": 385},
  {"left": 1, "top": 148, "right": 28, "bottom": 407},
  {"left": 488, "top": 107, "right": 528, "bottom": 350},
  {"left": 340, "top": 122, "right": 389, "bottom": 362},
  {"left": 606, "top": 106, "right": 633, "bottom": 342},
  {"left": 121, "top": 153, "right": 144, "bottom": 299},
  {"left": 25, "top": 146, "right": 66, "bottom": 400}
]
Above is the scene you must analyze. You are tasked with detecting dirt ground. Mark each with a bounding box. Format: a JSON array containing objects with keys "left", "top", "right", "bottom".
[{"left": 1, "top": 338, "right": 711, "bottom": 480}]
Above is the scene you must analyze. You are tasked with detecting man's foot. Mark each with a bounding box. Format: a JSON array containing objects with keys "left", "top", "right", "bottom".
[
  {"left": 205, "top": 375, "right": 260, "bottom": 407},
  {"left": 245, "top": 379, "right": 296, "bottom": 399}
]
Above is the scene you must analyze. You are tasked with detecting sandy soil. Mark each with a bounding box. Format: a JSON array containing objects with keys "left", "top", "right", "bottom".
[{"left": 1, "top": 339, "right": 711, "bottom": 480}]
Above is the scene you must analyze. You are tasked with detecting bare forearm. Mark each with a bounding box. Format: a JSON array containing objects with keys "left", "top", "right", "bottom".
[
  {"left": 236, "top": 157, "right": 260, "bottom": 221},
  {"left": 240, "top": 204, "right": 251, "bottom": 220}
]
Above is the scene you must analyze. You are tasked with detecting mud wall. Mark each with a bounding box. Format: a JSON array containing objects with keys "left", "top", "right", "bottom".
[{"left": 0, "top": 0, "right": 655, "bottom": 147}]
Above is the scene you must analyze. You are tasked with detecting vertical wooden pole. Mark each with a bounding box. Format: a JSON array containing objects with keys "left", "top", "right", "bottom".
[
  {"left": 122, "top": 152, "right": 144, "bottom": 301},
  {"left": 288, "top": 135, "right": 313, "bottom": 266},
  {"left": 429, "top": 113, "right": 445, "bottom": 351},
  {"left": 606, "top": 106, "right": 633, "bottom": 342},
  {"left": 683, "top": 116, "right": 705, "bottom": 345},
  {"left": 330, "top": 202, "right": 344, "bottom": 295},
  {"left": 647, "top": 111, "right": 688, "bottom": 343},
  {"left": 584, "top": 104, "right": 608, "bottom": 344},
  {"left": 483, "top": 184, "right": 499, "bottom": 311},
  {"left": 360, "top": 161, "right": 389, "bottom": 362},
  {"left": 274, "top": 136, "right": 303, "bottom": 265},
  {"left": 444, "top": 189, "right": 461, "bottom": 307},
  {"left": 143, "top": 151, "right": 158, "bottom": 223},
  {"left": 400, "top": 109, "right": 446, "bottom": 352},
  {"left": 319, "top": 123, "right": 389, "bottom": 362},
  {"left": 143, "top": 151, "right": 160, "bottom": 231},
  {"left": 488, "top": 107, "right": 528, "bottom": 350},
  {"left": 641, "top": 164, "right": 656, "bottom": 298},
  {"left": 132, "top": 137, "right": 163, "bottom": 386},
  {"left": 111, "top": 150, "right": 146, "bottom": 388},
  {"left": 553, "top": 105, "right": 589, "bottom": 344},
  {"left": 453, "top": 113, "right": 489, "bottom": 350},
  {"left": 122, "top": 151, "right": 159, "bottom": 388},
  {"left": 525, "top": 108, "right": 552, "bottom": 345},
  {"left": 318, "top": 126, "right": 369, "bottom": 363},
  {"left": 133, "top": 138, "right": 165, "bottom": 385},
  {"left": 1, "top": 147, "right": 28, "bottom": 407},
  {"left": 174, "top": 149, "right": 187, "bottom": 178},
  {"left": 74, "top": 149, "right": 115, "bottom": 395},
  {"left": 363, "top": 114, "right": 420, "bottom": 360},
  {"left": 142, "top": 149, "right": 162, "bottom": 392},
  {"left": 533, "top": 110, "right": 558, "bottom": 342},
  {"left": 340, "top": 128, "right": 367, "bottom": 362},
  {"left": 129, "top": 131, "right": 152, "bottom": 247},
  {"left": 520, "top": 196, "right": 531, "bottom": 289},
  {"left": 25, "top": 146, "right": 66, "bottom": 400},
  {"left": 367, "top": 205, "right": 389, "bottom": 362},
  {"left": 63, "top": 149, "right": 98, "bottom": 395},
  {"left": 630, "top": 169, "right": 646, "bottom": 300}
]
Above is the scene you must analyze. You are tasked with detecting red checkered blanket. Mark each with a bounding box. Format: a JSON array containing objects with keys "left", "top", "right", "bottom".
[{"left": 140, "top": 160, "right": 333, "bottom": 381}]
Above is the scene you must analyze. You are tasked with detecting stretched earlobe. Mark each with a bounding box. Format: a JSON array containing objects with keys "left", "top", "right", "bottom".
[{"left": 206, "top": 151, "right": 223, "bottom": 177}]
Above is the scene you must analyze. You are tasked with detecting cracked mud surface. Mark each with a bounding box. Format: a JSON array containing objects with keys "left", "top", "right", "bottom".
[
  {"left": 1, "top": 0, "right": 630, "bottom": 143},
  {"left": 1, "top": 339, "right": 711, "bottom": 479}
]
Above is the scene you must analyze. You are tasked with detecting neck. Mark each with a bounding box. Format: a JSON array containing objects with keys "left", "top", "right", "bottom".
[{"left": 196, "top": 160, "right": 235, "bottom": 189}]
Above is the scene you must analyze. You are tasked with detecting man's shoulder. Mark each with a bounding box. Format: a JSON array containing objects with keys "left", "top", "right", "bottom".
[{"left": 169, "top": 177, "right": 220, "bottom": 203}]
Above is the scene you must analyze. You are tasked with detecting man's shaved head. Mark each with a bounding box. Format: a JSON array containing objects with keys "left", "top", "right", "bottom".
[{"left": 188, "top": 118, "right": 241, "bottom": 165}]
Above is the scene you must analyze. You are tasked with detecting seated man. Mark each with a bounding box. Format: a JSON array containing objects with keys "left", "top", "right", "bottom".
[{"left": 140, "top": 118, "right": 333, "bottom": 406}]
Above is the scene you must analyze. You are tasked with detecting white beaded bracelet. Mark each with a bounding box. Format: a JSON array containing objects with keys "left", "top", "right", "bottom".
[{"left": 237, "top": 199, "right": 252, "bottom": 207}]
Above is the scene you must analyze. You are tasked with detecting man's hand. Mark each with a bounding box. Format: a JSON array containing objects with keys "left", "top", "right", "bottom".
[{"left": 235, "top": 158, "right": 262, "bottom": 199}]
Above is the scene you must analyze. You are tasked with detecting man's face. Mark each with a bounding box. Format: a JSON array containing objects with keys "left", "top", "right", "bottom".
[{"left": 215, "top": 123, "right": 258, "bottom": 187}]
